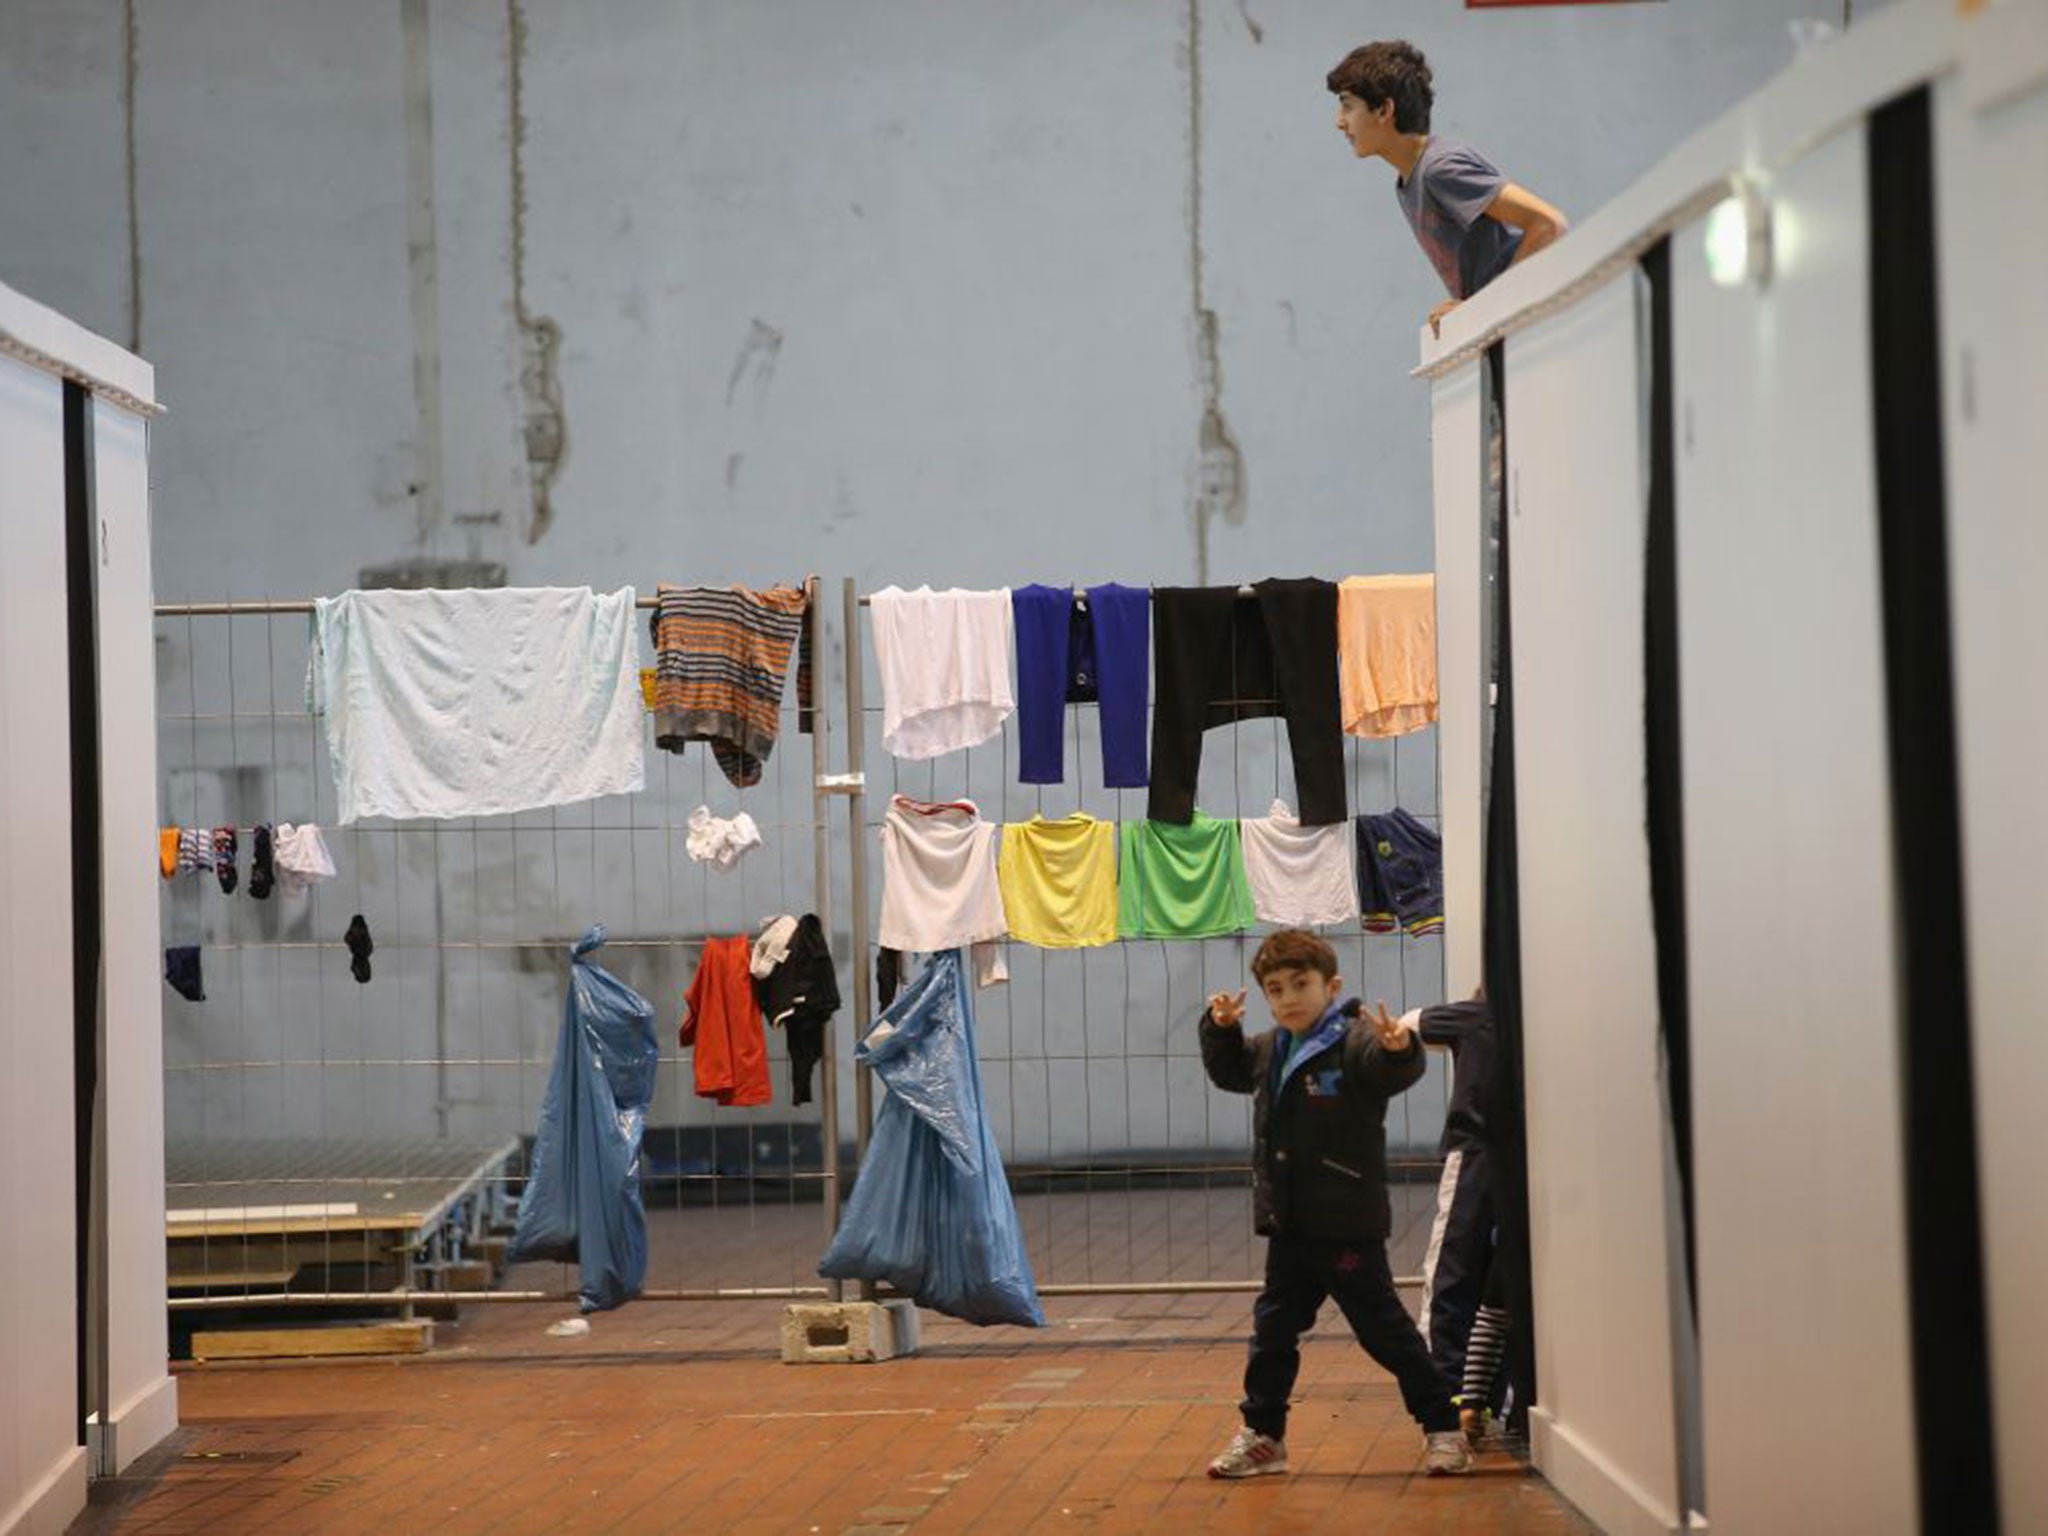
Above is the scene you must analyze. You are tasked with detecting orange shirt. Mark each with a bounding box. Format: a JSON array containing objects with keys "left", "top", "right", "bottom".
[
  {"left": 1338, "top": 574, "right": 1439, "bottom": 739},
  {"left": 681, "top": 935, "right": 771, "bottom": 1108}
]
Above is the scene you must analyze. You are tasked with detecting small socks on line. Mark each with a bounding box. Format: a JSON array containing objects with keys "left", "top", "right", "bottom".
[
  {"left": 164, "top": 946, "right": 205, "bottom": 1002},
  {"left": 248, "top": 823, "right": 275, "bottom": 899},
  {"left": 177, "top": 827, "right": 214, "bottom": 875},
  {"left": 345, "top": 914, "right": 374, "bottom": 984},
  {"left": 158, "top": 828, "right": 180, "bottom": 880},
  {"left": 212, "top": 827, "right": 239, "bottom": 894}
]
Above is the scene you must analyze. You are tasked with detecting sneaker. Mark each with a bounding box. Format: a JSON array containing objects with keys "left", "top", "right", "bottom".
[
  {"left": 1425, "top": 1430, "right": 1474, "bottom": 1476},
  {"left": 1208, "top": 1426, "right": 1287, "bottom": 1479}
]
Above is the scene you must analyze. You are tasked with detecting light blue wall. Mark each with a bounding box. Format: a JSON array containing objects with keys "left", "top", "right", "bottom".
[
  {"left": 3, "top": 0, "right": 1827, "bottom": 1163},
  {"left": 4, "top": 0, "right": 1830, "bottom": 599}
]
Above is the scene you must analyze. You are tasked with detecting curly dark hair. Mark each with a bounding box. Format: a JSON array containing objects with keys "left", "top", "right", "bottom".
[
  {"left": 1251, "top": 928, "right": 1340, "bottom": 983},
  {"left": 1326, "top": 40, "right": 1434, "bottom": 134}
]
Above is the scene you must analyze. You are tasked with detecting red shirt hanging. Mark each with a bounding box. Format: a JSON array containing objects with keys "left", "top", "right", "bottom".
[{"left": 681, "top": 936, "right": 772, "bottom": 1108}]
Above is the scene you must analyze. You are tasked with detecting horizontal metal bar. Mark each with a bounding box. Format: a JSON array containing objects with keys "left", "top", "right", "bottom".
[
  {"left": 854, "top": 585, "right": 1262, "bottom": 607},
  {"left": 155, "top": 596, "right": 667, "bottom": 617},
  {"left": 164, "top": 1275, "right": 1419, "bottom": 1311},
  {"left": 153, "top": 822, "right": 832, "bottom": 836},
  {"left": 166, "top": 1285, "right": 833, "bottom": 1310},
  {"left": 165, "top": 1187, "right": 823, "bottom": 1196},
  {"left": 1027, "top": 1276, "right": 1423, "bottom": 1295},
  {"left": 161, "top": 939, "right": 716, "bottom": 954}
]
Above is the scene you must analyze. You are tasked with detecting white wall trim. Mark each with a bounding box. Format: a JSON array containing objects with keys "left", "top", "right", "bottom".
[
  {"left": 0, "top": 1446, "right": 88, "bottom": 1536},
  {"left": 91, "top": 1373, "right": 179, "bottom": 1476},
  {"left": 0, "top": 276, "right": 158, "bottom": 417},
  {"left": 1414, "top": 0, "right": 1961, "bottom": 381},
  {"left": 1532, "top": 1404, "right": 1683, "bottom": 1536}
]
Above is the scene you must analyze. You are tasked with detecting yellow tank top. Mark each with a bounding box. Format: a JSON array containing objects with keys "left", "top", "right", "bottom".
[{"left": 997, "top": 813, "right": 1119, "bottom": 949}]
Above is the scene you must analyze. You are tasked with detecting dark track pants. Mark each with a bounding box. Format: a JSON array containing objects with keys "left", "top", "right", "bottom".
[
  {"left": 1240, "top": 1234, "right": 1458, "bottom": 1439},
  {"left": 1418, "top": 1145, "right": 1495, "bottom": 1390}
]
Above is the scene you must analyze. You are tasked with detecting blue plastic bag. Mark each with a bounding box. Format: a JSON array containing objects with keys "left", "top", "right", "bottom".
[
  {"left": 819, "top": 949, "right": 1045, "bottom": 1327},
  {"left": 507, "top": 925, "right": 659, "bottom": 1312}
]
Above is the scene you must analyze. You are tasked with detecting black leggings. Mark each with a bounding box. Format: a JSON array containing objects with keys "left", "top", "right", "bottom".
[{"left": 1147, "top": 580, "right": 1346, "bottom": 827}]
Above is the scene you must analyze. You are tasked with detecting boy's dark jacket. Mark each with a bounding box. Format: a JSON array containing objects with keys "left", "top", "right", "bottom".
[{"left": 1200, "top": 998, "right": 1424, "bottom": 1242}]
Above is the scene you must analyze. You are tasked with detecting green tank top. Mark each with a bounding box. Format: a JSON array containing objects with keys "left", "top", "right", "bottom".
[{"left": 1117, "top": 813, "right": 1257, "bottom": 940}]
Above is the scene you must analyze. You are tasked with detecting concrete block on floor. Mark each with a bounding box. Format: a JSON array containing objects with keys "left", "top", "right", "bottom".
[{"left": 780, "top": 1299, "right": 919, "bottom": 1363}]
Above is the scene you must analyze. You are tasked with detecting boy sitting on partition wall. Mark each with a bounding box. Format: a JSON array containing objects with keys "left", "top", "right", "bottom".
[
  {"left": 1199, "top": 928, "right": 1472, "bottom": 1478},
  {"left": 1329, "top": 39, "right": 1569, "bottom": 336}
]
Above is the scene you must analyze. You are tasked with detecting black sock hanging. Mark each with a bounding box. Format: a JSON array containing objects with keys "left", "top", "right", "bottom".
[
  {"left": 345, "top": 914, "right": 374, "bottom": 984},
  {"left": 164, "top": 945, "right": 205, "bottom": 1003},
  {"left": 212, "top": 827, "right": 238, "bottom": 895},
  {"left": 249, "top": 822, "right": 274, "bottom": 899}
]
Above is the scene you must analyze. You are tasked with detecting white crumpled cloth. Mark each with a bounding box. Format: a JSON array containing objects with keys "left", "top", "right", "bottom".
[
  {"left": 272, "top": 823, "right": 337, "bottom": 894},
  {"left": 687, "top": 806, "right": 762, "bottom": 869}
]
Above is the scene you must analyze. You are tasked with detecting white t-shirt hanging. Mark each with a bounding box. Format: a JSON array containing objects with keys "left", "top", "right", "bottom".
[
  {"left": 1240, "top": 798, "right": 1358, "bottom": 928},
  {"left": 878, "top": 795, "right": 1009, "bottom": 951},
  {"left": 870, "top": 586, "right": 1015, "bottom": 759}
]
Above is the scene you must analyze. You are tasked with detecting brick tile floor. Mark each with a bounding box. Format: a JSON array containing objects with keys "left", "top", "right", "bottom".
[
  {"left": 81, "top": 1186, "right": 1594, "bottom": 1534},
  {"left": 77, "top": 1288, "right": 1593, "bottom": 1535}
]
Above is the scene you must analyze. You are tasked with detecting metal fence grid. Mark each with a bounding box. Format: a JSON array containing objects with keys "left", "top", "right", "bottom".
[{"left": 153, "top": 577, "right": 1446, "bottom": 1316}]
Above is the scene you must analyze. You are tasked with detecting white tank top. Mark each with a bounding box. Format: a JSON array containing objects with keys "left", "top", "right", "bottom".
[
  {"left": 1239, "top": 798, "right": 1359, "bottom": 928},
  {"left": 878, "top": 795, "right": 1010, "bottom": 951}
]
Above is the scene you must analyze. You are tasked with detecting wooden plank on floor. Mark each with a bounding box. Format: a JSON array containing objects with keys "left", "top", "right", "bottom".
[{"left": 191, "top": 1320, "right": 434, "bottom": 1361}]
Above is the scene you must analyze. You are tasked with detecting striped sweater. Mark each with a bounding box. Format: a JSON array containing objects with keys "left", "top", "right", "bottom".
[{"left": 651, "top": 583, "right": 813, "bottom": 787}]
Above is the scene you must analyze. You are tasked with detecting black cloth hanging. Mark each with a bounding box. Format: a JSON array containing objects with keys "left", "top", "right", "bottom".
[
  {"left": 164, "top": 945, "right": 204, "bottom": 1002},
  {"left": 1146, "top": 579, "right": 1346, "bottom": 827},
  {"left": 753, "top": 914, "right": 841, "bottom": 1106}
]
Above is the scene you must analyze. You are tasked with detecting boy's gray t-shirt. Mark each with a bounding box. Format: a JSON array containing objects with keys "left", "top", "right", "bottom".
[{"left": 1397, "top": 138, "right": 1523, "bottom": 300}]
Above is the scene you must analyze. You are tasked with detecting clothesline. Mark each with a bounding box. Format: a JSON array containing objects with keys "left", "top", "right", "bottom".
[
  {"left": 853, "top": 584, "right": 1262, "bottom": 608},
  {"left": 154, "top": 596, "right": 670, "bottom": 617},
  {"left": 158, "top": 586, "right": 1263, "bottom": 617}
]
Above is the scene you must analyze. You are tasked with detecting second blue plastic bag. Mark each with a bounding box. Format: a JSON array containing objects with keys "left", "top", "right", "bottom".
[
  {"left": 506, "top": 925, "right": 659, "bottom": 1313},
  {"left": 819, "top": 949, "right": 1045, "bottom": 1327}
]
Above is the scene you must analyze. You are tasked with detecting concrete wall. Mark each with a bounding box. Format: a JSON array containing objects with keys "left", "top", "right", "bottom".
[
  {"left": 0, "top": 1, "right": 1820, "bottom": 1161},
  {"left": 3, "top": 0, "right": 1822, "bottom": 603}
]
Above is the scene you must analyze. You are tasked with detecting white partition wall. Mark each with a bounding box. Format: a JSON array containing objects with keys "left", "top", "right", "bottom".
[
  {"left": 1414, "top": 4, "right": 2045, "bottom": 1529},
  {"left": 1429, "top": 363, "right": 1485, "bottom": 1002},
  {"left": 91, "top": 401, "right": 177, "bottom": 1473},
  {"left": 1672, "top": 125, "right": 1919, "bottom": 1531},
  {"left": 1505, "top": 273, "right": 1683, "bottom": 1536},
  {"left": 0, "top": 279, "right": 169, "bottom": 1536},
  {"left": 1937, "top": 30, "right": 2048, "bottom": 1534},
  {"left": 0, "top": 350, "right": 86, "bottom": 1536}
]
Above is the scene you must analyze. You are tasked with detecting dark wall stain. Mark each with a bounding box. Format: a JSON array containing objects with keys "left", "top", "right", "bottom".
[
  {"left": 1186, "top": 0, "right": 1247, "bottom": 584},
  {"left": 726, "top": 318, "right": 785, "bottom": 414},
  {"left": 508, "top": 0, "right": 566, "bottom": 546}
]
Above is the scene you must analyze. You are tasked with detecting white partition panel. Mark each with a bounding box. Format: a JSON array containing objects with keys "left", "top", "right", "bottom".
[
  {"left": 92, "top": 402, "right": 176, "bottom": 1472},
  {"left": 1505, "top": 272, "right": 1682, "bottom": 1536},
  {"left": 0, "top": 359, "right": 86, "bottom": 1536},
  {"left": 1937, "top": 57, "right": 2048, "bottom": 1535},
  {"left": 1674, "top": 125, "right": 1919, "bottom": 1531},
  {"left": 1430, "top": 362, "right": 1485, "bottom": 1001}
]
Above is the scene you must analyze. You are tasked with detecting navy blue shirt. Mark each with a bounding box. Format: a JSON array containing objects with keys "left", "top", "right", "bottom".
[{"left": 1396, "top": 137, "right": 1523, "bottom": 300}]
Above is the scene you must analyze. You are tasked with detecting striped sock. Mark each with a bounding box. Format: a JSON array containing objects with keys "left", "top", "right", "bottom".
[{"left": 1462, "top": 1305, "right": 1511, "bottom": 1405}]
